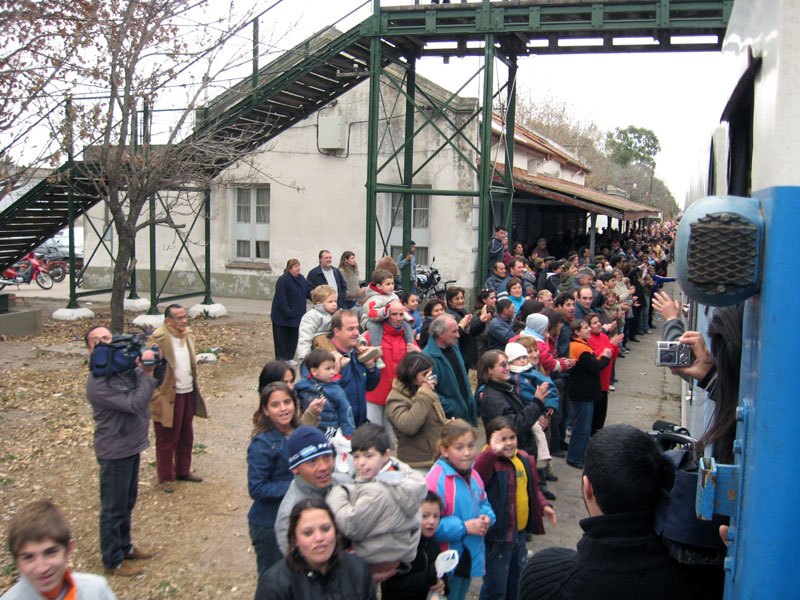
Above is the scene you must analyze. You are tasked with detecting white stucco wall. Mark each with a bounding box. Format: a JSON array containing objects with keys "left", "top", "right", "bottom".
[{"left": 83, "top": 70, "right": 480, "bottom": 299}]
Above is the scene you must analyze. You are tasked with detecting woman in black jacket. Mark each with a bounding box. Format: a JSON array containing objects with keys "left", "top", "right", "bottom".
[
  {"left": 565, "top": 319, "right": 612, "bottom": 469},
  {"left": 270, "top": 259, "right": 309, "bottom": 362},
  {"left": 445, "top": 286, "right": 491, "bottom": 370},
  {"left": 475, "top": 349, "right": 555, "bottom": 500},
  {"left": 255, "top": 498, "right": 376, "bottom": 600}
]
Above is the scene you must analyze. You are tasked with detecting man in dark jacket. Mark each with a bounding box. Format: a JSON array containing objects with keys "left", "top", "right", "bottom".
[
  {"left": 487, "top": 299, "right": 516, "bottom": 350},
  {"left": 487, "top": 226, "right": 507, "bottom": 274},
  {"left": 85, "top": 326, "right": 160, "bottom": 577},
  {"left": 519, "top": 425, "right": 721, "bottom": 600},
  {"left": 483, "top": 261, "right": 507, "bottom": 294},
  {"left": 423, "top": 315, "right": 477, "bottom": 425},
  {"left": 330, "top": 309, "right": 381, "bottom": 427},
  {"left": 306, "top": 249, "right": 347, "bottom": 308}
]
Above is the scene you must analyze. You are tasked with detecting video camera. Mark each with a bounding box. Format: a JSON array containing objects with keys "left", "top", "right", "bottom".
[{"left": 89, "top": 332, "right": 165, "bottom": 377}]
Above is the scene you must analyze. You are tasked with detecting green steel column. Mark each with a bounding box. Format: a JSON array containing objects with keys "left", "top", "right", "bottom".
[
  {"left": 127, "top": 100, "right": 140, "bottom": 300},
  {"left": 203, "top": 187, "right": 213, "bottom": 304},
  {"left": 478, "top": 34, "right": 495, "bottom": 280},
  {"left": 503, "top": 56, "right": 517, "bottom": 231},
  {"left": 365, "top": 35, "right": 382, "bottom": 275},
  {"left": 589, "top": 212, "right": 597, "bottom": 256},
  {"left": 65, "top": 98, "right": 79, "bottom": 309},
  {"left": 144, "top": 103, "right": 159, "bottom": 314},
  {"left": 252, "top": 18, "right": 259, "bottom": 100},
  {"left": 147, "top": 192, "right": 158, "bottom": 314},
  {"left": 401, "top": 56, "right": 417, "bottom": 294}
]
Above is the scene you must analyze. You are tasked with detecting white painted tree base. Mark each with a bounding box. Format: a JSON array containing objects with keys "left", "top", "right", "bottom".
[
  {"left": 52, "top": 307, "right": 95, "bottom": 321},
  {"left": 132, "top": 314, "right": 164, "bottom": 328},
  {"left": 189, "top": 303, "right": 227, "bottom": 318},
  {"left": 124, "top": 297, "right": 151, "bottom": 312}
]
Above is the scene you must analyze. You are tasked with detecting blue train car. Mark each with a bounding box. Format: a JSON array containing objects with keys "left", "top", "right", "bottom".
[{"left": 676, "top": 1, "right": 800, "bottom": 597}]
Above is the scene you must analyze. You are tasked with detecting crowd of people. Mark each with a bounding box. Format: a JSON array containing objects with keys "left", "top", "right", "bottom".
[{"left": 4, "top": 220, "right": 741, "bottom": 600}]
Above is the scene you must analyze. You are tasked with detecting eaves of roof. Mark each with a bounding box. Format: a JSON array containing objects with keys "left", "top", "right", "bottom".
[{"left": 491, "top": 163, "right": 660, "bottom": 221}]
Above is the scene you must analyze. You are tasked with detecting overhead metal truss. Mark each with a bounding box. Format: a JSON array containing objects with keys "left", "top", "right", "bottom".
[
  {"left": 0, "top": 0, "right": 731, "bottom": 304},
  {"left": 363, "top": 0, "right": 731, "bottom": 281}
]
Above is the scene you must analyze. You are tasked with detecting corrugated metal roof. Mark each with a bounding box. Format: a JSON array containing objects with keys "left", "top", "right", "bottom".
[
  {"left": 491, "top": 163, "right": 660, "bottom": 221},
  {"left": 491, "top": 116, "right": 590, "bottom": 173}
]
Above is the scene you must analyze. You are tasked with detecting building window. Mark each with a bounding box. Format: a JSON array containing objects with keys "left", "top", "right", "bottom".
[
  {"left": 390, "top": 244, "right": 429, "bottom": 266},
  {"left": 385, "top": 189, "right": 431, "bottom": 265},
  {"left": 233, "top": 186, "right": 270, "bottom": 261}
]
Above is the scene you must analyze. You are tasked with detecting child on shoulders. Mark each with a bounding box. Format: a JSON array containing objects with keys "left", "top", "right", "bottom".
[
  {"left": 295, "top": 285, "right": 339, "bottom": 361},
  {"left": 362, "top": 269, "right": 417, "bottom": 366},
  {"left": 294, "top": 349, "right": 355, "bottom": 439},
  {"left": 326, "top": 423, "right": 428, "bottom": 571}
]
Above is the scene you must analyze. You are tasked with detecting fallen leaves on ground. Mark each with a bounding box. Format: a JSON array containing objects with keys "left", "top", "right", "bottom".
[{"left": 0, "top": 309, "right": 276, "bottom": 598}]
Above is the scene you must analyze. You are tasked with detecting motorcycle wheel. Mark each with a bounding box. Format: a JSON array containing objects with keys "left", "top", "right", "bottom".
[
  {"left": 36, "top": 271, "right": 54, "bottom": 290},
  {"left": 48, "top": 264, "right": 66, "bottom": 282}
]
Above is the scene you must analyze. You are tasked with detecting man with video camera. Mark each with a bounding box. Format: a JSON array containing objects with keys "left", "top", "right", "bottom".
[{"left": 85, "top": 325, "right": 161, "bottom": 577}]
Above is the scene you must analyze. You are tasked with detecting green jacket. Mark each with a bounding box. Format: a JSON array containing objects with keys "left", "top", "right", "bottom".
[{"left": 423, "top": 337, "right": 477, "bottom": 425}]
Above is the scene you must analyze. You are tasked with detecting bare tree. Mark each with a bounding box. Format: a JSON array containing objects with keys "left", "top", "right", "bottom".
[
  {"left": 44, "top": 0, "right": 287, "bottom": 332},
  {"left": 0, "top": 0, "right": 100, "bottom": 197},
  {"left": 517, "top": 93, "right": 678, "bottom": 221}
]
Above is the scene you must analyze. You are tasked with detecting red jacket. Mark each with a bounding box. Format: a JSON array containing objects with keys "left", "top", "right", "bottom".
[
  {"left": 509, "top": 333, "right": 560, "bottom": 376},
  {"left": 366, "top": 322, "right": 419, "bottom": 406},
  {"left": 587, "top": 332, "right": 619, "bottom": 391}
]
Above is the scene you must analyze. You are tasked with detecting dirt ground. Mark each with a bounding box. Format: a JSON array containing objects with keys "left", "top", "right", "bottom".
[
  {"left": 0, "top": 301, "right": 270, "bottom": 598},
  {"left": 0, "top": 296, "right": 682, "bottom": 599}
]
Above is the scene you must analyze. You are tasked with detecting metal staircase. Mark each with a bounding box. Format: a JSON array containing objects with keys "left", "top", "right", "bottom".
[
  {"left": 0, "top": 22, "right": 386, "bottom": 272},
  {"left": 0, "top": 0, "right": 732, "bottom": 273},
  {"left": 0, "top": 162, "right": 103, "bottom": 271}
]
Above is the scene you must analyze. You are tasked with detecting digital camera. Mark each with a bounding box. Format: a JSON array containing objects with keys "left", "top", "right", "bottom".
[{"left": 654, "top": 341, "right": 693, "bottom": 368}]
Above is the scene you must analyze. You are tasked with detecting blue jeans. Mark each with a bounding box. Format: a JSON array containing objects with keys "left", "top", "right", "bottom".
[
  {"left": 249, "top": 523, "right": 283, "bottom": 578},
  {"left": 449, "top": 576, "right": 471, "bottom": 600},
  {"left": 567, "top": 401, "right": 594, "bottom": 465},
  {"left": 479, "top": 532, "right": 527, "bottom": 600},
  {"left": 98, "top": 454, "right": 139, "bottom": 568},
  {"left": 342, "top": 300, "right": 357, "bottom": 309}
]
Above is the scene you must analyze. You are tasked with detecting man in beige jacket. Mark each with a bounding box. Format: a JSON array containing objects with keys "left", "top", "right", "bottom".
[{"left": 149, "top": 304, "right": 207, "bottom": 493}]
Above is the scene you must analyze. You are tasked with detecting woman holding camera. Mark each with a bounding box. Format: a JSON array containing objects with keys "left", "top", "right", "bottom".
[{"left": 386, "top": 352, "right": 448, "bottom": 473}]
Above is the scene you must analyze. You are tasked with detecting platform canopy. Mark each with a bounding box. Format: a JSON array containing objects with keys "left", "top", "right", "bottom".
[{"left": 492, "top": 162, "right": 661, "bottom": 221}]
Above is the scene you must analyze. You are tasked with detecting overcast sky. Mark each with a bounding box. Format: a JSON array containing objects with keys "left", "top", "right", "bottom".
[{"left": 239, "top": 0, "right": 746, "bottom": 207}]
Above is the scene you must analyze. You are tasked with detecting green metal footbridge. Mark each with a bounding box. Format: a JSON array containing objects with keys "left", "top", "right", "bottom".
[{"left": 0, "top": 0, "right": 731, "bottom": 306}]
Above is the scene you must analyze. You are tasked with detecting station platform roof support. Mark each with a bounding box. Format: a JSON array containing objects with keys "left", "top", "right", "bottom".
[
  {"left": 0, "top": 0, "right": 731, "bottom": 306},
  {"left": 361, "top": 0, "right": 732, "bottom": 283}
]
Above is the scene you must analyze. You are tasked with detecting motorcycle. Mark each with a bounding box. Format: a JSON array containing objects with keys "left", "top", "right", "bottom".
[
  {"left": 0, "top": 252, "right": 54, "bottom": 290},
  {"left": 38, "top": 253, "right": 84, "bottom": 284},
  {"left": 400, "top": 258, "right": 456, "bottom": 302}
]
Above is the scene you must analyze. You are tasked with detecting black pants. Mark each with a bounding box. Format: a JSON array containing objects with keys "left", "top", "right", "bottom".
[
  {"left": 555, "top": 375, "right": 568, "bottom": 448},
  {"left": 272, "top": 324, "right": 298, "bottom": 361},
  {"left": 98, "top": 454, "right": 139, "bottom": 568},
  {"left": 627, "top": 308, "right": 641, "bottom": 341},
  {"left": 591, "top": 390, "right": 609, "bottom": 436}
]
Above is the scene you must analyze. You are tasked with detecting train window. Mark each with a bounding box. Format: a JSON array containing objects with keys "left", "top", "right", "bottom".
[{"left": 722, "top": 55, "right": 761, "bottom": 198}]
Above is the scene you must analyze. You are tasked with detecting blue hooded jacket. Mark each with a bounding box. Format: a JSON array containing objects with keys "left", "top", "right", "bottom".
[{"left": 294, "top": 375, "right": 355, "bottom": 436}]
